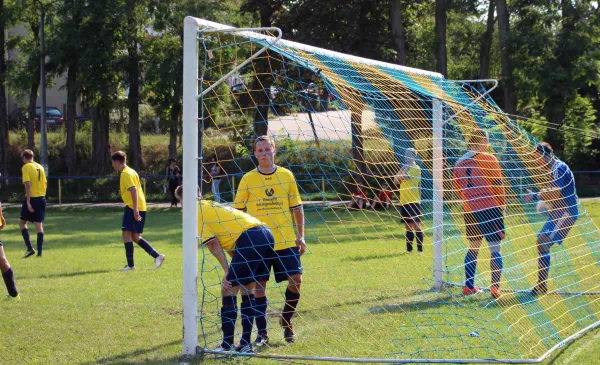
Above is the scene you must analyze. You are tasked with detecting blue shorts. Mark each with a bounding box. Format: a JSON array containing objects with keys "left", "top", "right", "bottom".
[
  {"left": 465, "top": 207, "right": 505, "bottom": 243},
  {"left": 539, "top": 212, "right": 577, "bottom": 246},
  {"left": 401, "top": 203, "right": 422, "bottom": 223},
  {"left": 121, "top": 207, "right": 146, "bottom": 233},
  {"left": 20, "top": 197, "right": 46, "bottom": 223},
  {"left": 226, "top": 225, "right": 275, "bottom": 287},
  {"left": 256, "top": 246, "right": 303, "bottom": 283}
]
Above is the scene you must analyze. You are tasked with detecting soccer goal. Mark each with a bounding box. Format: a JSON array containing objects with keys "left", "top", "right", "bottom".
[{"left": 182, "top": 16, "right": 600, "bottom": 363}]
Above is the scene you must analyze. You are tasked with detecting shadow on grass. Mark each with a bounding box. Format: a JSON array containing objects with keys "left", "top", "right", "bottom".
[
  {"left": 84, "top": 339, "right": 197, "bottom": 365},
  {"left": 367, "top": 291, "right": 456, "bottom": 315},
  {"left": 342, "top": 250, "right": 411, "bottom": 262},
  {"left": 39, "top": 269, "right": 113, "bottom": 279}
]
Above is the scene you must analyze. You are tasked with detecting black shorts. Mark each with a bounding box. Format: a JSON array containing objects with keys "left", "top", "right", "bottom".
[
  {"left": 465, "top": 207, "right": 505, "bottom": 243},
  {"left": 121, "top": 207, "right": 146, "bottom": 233},
  {"left": 401, "top": 203, "right": 422, "bottom": 223},
  {"left": 226, "top": 225, "right": 275, "bottom": 287},
  {"left": 255, "top": 246, "right": 303, "bottom": 283},
  {"left": 20, "top": 197, "right": 46, "bottom": 223}
]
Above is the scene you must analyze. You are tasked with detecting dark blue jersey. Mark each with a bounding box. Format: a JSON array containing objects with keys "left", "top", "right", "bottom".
[{"left": 551, "top": 160, "right": 578, "bottom": 219}]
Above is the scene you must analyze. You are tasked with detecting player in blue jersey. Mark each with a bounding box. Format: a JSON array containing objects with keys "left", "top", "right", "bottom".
[{"left": 525, "top": 142, "right": 579, "bottom": 296}]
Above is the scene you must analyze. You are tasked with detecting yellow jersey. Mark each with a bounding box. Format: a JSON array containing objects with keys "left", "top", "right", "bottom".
[
  {"left": 119, "top": 166, "right": 147, "bottom": 211},
  {"left": 233, "top": 167, "right": 302, "bottom": 251},
  {"left": 22, "top": 161, "right": 47, "bottom": 197},
  {"left": 399, "top": 164, "right": 421, "bottom": 205},
  {"left": 199, "top": 200, "right": 265, "bottom": 252}
]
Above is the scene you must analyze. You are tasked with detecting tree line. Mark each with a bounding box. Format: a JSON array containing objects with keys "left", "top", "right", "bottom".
[{"left": 0, "top": 0, "right": 598, "bottom": 177}]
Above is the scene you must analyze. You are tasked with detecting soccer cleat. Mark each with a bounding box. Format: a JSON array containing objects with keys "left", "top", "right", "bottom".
[
  {"left": 23, "top": 249, "right": 36, "bottom": 258},
  {"left": 212, "top": 344, "right": 231, "bottom": 353},
  {"left": 530, "top": 283, "right": 548, "bottom": 296},
  {"left": 234, "top": 343, "right": 254, "bottom": 354},
  {"left": 490, "top": 285, "right": 501, "bottom": 299},
  {"left": 120, "top": 265, "right": 136, "bottom": 271},
  {"left": 155, "top": 254, "right": 166, "bottom": 269},
  {"left": 5, "top": 294, "right": 21, "bottom": 301},
  {"left": 252, "top": 333, "right": 269, "bottom": 348},
  {"left": 462, "top": 286, "right": 483, "bottom": 296},
  {"left": 279, "top": 316, "right": 296, "bottom": 343},
  {"left": 417, "top": 250, "right": 423, "bottom": 255}
]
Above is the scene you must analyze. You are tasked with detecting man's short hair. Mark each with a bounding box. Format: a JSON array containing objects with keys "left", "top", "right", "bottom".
[
  {"left": 21, "top": 149, "right": 34, "bottom": 160},
  {"left": 168, "top": 158, "right": 176, "bottom": 164},
  {"left": 536, "top": 142, "right": 553, "bottom": 156},
  {"left": 111, "top": 151, "right": 127, "bottom": 163},
  {"left": 467, "top": 130, "right": 488, "bottom": 149},
  {"left": 254, "top": 135, "right": 276, "bottom": 150}
]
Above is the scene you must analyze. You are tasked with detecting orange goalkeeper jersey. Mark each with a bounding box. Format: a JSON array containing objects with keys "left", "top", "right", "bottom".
[{"left": 453, "top": 151, "right": 506, "bottom": 213}]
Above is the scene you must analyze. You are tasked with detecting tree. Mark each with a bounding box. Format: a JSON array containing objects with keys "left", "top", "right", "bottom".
[
  {"left": 496, "top": 0, "right": 517, "bottom": 114},
  {"left": 479, "top": 0, "right": 495, "bottom": 79},
  {"left": 124, "top": 0, "right": 145, "bottom": 170},
  {"left": 434, "top": 0, "right": 447, "bottom": 76},
  {"left": 390, "top": 0, "right": 407, "bottom": 65}
]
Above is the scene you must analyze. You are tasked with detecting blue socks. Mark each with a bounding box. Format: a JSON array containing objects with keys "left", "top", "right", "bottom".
[
  {"left": 2, "top": 267, "right": 18, "bottom": 297},
  {"left": 221, "top": 296, "right": 238, "bottom": 349},
  {"left": 37, "top": 233, "right": 44, "bottom": 256},
  {"left": 240, "top": 295, "right": 255, "bottom": 345},
  {"left": 21, "top": 229, "right": 33, "bottom": 251},
  {"left": 254, "top": 296, "right": 268, "bottom": 335},
  {"left": 124, "top": 242, "right": 134, "bottom": 267},
  {"left": 416, "top": 231, "right": 424, "bottom": 252},
  {"left": 491, "top": 252, "right": 503, "bottom": 286},
  {"left": 136, "top": 238, "right": 159, "bottom": 259},
  {"left": 464, "top": 250, "right": 478, "bottom": 289}
]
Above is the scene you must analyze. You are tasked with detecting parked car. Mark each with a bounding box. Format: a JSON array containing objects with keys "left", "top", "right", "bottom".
[
  {"left": 34, "top": 107, "right": 64, "bottom": 130},
  {"left": 7, "top": 108, "right": 27, "bottom": 130}
]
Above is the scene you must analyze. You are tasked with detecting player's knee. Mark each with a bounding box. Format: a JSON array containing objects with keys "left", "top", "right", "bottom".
[
  {"left": 289, "top": 274, "right": 302, "bottom": 292},
  {"left": 19, "top": 220, "right": 26, "bottom": 229},
  {"left": 254, "top": 281, "right": 268, "bottom": 297},
  {"left": 488, "top": 241, "right": 501, "bottom": 254},
  {"left": 537, "top": 235, "right": 552, "bottom": 253},
  {"left": 0, "top": 256, "right": 9, "bottom": 271}
]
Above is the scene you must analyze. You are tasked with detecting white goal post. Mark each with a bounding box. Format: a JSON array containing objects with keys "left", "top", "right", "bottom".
[{"left": 181, "top": 16, "right": 447, "bottom": 357}]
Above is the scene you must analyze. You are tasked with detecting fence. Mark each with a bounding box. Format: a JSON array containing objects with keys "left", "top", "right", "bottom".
[{"left": 1, "top": 171, "right": 599, "bottom": 205}]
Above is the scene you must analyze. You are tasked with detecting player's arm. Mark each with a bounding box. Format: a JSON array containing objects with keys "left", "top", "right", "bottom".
[
  {"left": 0, "top": 200, "right": 5, "bottom": 230},
  {"left": 22, "top": 166, "right": 34, "bottom": 212},
  {"left": 452, "top": 165, "right": 466, "bottom": 202},
  {"left": 129, "top": 187, "right": 142, "bottom": 221},
  {"left": 490, "top": 157, "right": 506, "bottom": 209},
  {"left": 232, "top": 176, "right": 248, "bottom": 212},
  {"left": 292, "top": 206, "right": 306, "bottom": 254},
  {"left": 289, "top": 177, "right": 306, "bottom": 254},
  {"left": 204, "top": 237, "right": 233, "bottom": 289},
  {"left": 394, "top": 165, "right": 410, "bottom": 185}
]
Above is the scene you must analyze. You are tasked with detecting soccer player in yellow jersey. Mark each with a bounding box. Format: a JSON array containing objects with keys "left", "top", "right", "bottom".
[
  {"left": 394, "top": 148, "right": 424, "bottom": 254},
  {"left": 175, "top": 186, "right": 274, "bottom": 354},
  {"left": 1, "top": 200, "right": 20, "bottom": 300},
  {"left": 233, "top": 135, "right": 306, "bottom": 346},
  {"left": 19, "top": 149, "right": 47, "bottom": 257},
  {"left": 111, "top": 151, "right": 165, "bottom": 270}
]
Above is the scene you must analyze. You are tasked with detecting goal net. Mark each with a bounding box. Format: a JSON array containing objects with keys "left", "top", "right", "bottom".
[{"left": 182, "top": 17, "right": 600, "bottom": 363}]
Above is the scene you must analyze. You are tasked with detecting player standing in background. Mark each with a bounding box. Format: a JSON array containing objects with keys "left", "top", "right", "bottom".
[
  {"left": 525, "top": 142, "right": 579, "bottom": 296},
  {"left": 111, "top": 151, "right": 166, "bottom": 271},
  {"left": 394, "top": 148, "right": 424, "bottom": 254},
  {"left": 453, "top": 131, "right": 506, "bottom": 299},
  {"left": 233, "top": 135, "right": 306, "bottom": 346},
  {"left": 19, "top": 149, "right": 47, "bottom": 258}
]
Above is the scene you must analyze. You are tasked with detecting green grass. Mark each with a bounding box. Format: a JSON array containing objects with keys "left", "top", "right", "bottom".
[{"left": 1, "top": 201, "right": 599, "bottom": 364}]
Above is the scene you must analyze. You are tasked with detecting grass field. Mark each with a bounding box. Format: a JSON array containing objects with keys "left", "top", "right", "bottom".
[{"left": 1, "top": 201, "right": 600, "bottom": 364}]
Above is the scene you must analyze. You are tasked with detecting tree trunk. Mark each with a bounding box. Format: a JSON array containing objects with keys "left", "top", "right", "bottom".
[
  {"left": 0, "top": 0, "right": 9, "bottom": 179},
  {"left": 169, "top": 59, "right": 183, "bottom": 160},
  {"left": 126, "top": 0, "right": 142, "bottom": 170},
  {"left": 91, "top": 105, "right": 110, "bottom": 173},
  {"left": 66, "top": 64, "right": 77, "bottom": 174},
  {"left": 434, "top": 0, "right": 447, "bottom": 77},
  {"left": 496, "top": 0, "right": 517, "bottom": 115},
  {"left": 252, "top": 4, "right": 276, "bottom": 136},
  {"left": 27, "top": 67, "right": 40, "bottom": 149},
  {"left": 479, "top": 0, "right": 495, "bottom": 79},
  {"left": 390, "top": 0, "right": 407, "bottom": 65}
]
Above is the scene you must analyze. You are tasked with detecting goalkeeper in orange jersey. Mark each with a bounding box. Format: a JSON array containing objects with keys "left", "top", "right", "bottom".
[
  {"left": 176, "top": 186, "right": 274, "bottom": 354},
  {"left": 453, "top": 131, "right": 506, "bottom": 299}
]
